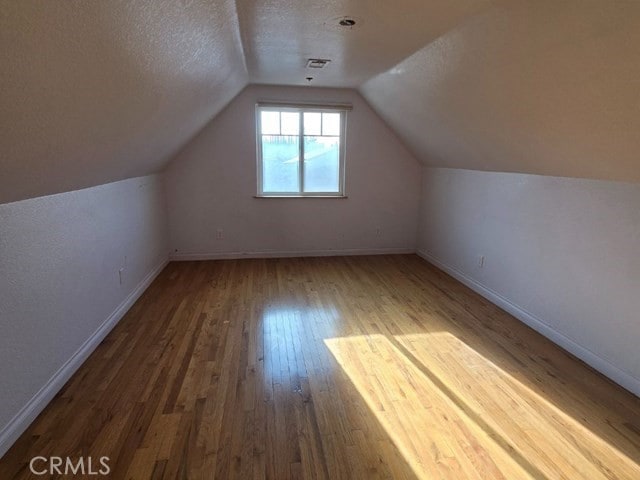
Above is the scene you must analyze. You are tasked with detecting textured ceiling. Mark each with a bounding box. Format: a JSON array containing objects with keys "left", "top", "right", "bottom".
[
  {"left": 3, "top": 0, "right": 640, "bottom": 203},
  {"left": 362, "top": 0, "right": 640, "bottom": 183},
  {"left": 235, "top": 0, "right": 496, "bottom": 87},
  {"left": 0, "top": 0, "right": 248, "bottom": 203}
]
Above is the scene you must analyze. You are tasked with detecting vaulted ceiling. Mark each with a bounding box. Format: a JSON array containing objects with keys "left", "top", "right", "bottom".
[
  {"left": 235, "top": 0, "right": 496, "bottom": 87},
  {"left": 362, "top": 0, "right": 640, "bottom": 183},
  {"left": 2, "top": 0, "right": 640, "bottom": 203},
  {"left": 0, "top": 0, "right": 248, "bottom": 203}
]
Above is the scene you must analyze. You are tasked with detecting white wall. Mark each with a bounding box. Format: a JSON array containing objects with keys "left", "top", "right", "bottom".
[
  {"left": 0, "top": 175, "right": 169, "bottom": 456},
  {"left": 418, "top": 167, "right": 640, "bottom": 395},
  {"left": 165, "top": 85, "right": 421, "bottom": 259}
]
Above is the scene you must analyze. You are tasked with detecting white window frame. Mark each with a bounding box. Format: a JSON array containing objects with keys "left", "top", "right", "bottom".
[{"left": 255, "top": 102, "right": 350, "bottom": 197}]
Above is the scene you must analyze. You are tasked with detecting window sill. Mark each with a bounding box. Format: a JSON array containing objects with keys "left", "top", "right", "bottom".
[{"left": 253, "top": 195, "right": 348, "bottom": 199}]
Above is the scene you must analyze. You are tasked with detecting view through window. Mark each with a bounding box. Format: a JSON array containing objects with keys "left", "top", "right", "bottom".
[{"left": 256, "top": 105, "right": 347, "bottom": 196}]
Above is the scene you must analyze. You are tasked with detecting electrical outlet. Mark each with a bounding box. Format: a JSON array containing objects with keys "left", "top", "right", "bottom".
[
  {"left": 216, "top": 229, "right": 224, "bottom": 240},
  {"left": 478, "top": 255, "right": 485, "bottom": 268},
  {"left": 118, "top": 267, "right": 125, "bottom": 285}
]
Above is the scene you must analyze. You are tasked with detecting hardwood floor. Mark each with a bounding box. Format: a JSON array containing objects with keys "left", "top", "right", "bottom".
[{"left": 1, "top": 255, "right": 639, "bottom": 479}]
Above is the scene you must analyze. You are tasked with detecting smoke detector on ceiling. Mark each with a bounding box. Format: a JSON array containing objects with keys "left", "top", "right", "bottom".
[
  {"left": 324, "top": 15, "right": 363, "bottom": 31},
  {"left": 306, "top": 58, "right": 331, "bottom": 69},
  {"left": 338, "top": 17, "right": 357, "bottom": 27}
]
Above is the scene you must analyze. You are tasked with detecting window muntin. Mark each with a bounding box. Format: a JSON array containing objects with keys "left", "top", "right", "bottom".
[{"left": 257, "top": 105, "right": 347, "bottom": 196}]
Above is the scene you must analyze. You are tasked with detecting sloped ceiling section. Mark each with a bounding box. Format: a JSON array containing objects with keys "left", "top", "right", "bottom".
[
  {"left": 0, "top": 0, "right": 248, "bottom": 204},
  {"left": 4, "top": 0, "right": 640, "bottom": 204},
  {"left": 361, "top": 0, "right": 640, "bottom": 183}
]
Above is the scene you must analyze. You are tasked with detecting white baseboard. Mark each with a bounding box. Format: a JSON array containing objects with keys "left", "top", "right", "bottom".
[
  {"left": 170, "top": 247, "right": 415, "bottom": 261},
  {"left": 416, "top": 249, "right": 640, "bottom": 398},
  {"left": 0, "top": 257, "right": 169, "bottom": 459}
]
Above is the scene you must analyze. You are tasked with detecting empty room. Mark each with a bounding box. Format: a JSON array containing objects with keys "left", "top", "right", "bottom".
[{"left": 1, "top": 1, "right": 640, "bottom": 479}]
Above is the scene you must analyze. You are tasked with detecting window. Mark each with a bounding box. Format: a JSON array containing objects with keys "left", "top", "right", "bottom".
[{"left": 256, "top": 103, "right": 349, "bottom": 197}]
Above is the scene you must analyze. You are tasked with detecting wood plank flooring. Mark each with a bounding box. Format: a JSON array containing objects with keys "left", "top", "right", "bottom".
[{"left": 1, "top": 255, "right": 639, "bottom": 479}]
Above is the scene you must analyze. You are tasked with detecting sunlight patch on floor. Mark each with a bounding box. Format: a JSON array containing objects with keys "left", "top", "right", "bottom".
[
  {"left": 324, "top": 334, "right": 536, "bottom": 480},
  {"left": 325, "top": 332, "right": 640, "bottom": 480},
  {"left": 395, "top": 331, "right": 640, "bottom": 477}
]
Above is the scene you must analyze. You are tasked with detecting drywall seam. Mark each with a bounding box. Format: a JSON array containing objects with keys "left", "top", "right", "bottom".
[
  {"left": 416, "top": 249, "right": 640, "bottom": 398},
  {"left": 171, "top": 247, "right": 415, "bottom": 261},
  {"left": 0, "top": 257, "right": 169, "bottom": 459}
]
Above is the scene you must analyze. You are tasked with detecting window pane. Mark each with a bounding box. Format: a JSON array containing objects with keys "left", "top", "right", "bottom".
[
  {"left": 322, "top": 113, "right": 340, "bottom": 136},
  {"left": 261, "top": 111, "right": 280, "bottom": 135},
  {"left": 303, "top": 112, "right": 321, "bottom": 135},
  {"left": 303, "top": 136, "right": 340, "bottom": 192},
  {"left": 281, "top": 112, "right": 300, "bottom": 135},
  {"left": 262, "top": 135, "right": 300, "bottom": 192}
]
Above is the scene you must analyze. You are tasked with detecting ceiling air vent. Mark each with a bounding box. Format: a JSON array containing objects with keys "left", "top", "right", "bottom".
[{"left": 306, "top": 59, "right": 331, "bottom": 69}]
